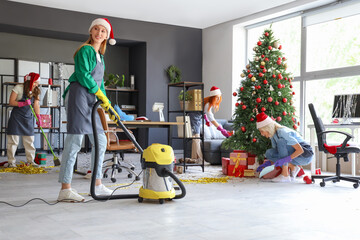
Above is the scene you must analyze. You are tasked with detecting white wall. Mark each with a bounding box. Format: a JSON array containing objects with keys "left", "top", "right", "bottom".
[{"left": 202, "top": 0, "right": 335, "bottom": 119}]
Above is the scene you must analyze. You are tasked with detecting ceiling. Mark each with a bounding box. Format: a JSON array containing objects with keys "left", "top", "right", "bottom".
[{"left": 8, "top": 0, "right": 300, "bottom": 29}]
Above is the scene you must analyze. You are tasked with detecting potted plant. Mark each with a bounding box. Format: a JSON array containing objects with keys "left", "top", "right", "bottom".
[
  {"left": 104, "top": 73, "right": 125, "bottom": 88},
  {"left": 178, "top": 90, "right": 193, "bottom": 110}
]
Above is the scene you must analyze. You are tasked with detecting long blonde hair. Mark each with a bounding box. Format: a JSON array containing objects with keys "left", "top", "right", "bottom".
[
  {"left": 259, "top": 121, "right": 284, "bottom": 138},
  {"left": 73, "top": 36, "right": 107, "bottom": 59}
]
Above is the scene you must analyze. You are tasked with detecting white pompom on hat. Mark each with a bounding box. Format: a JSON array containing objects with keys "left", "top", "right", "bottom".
[
  {"left": 89, "top": 18, "right": 116, "bottom": 45},
  {"left": 209, "top": 86, "right": 222, "bottom": 97},
  {"left": 256, "top": 112, "right": 274, "bottom": 129}
]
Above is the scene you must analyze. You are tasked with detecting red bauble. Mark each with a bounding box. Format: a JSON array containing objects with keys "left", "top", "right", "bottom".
[
  {"left": 298, "top": 122, "right": 300, "bottom": 126},
  {"left": 247, "top": 69, "right": 251, "bottom": 73},
  {"left": 261, "top": 54, "right": 265, "bottom": 58},
  {"left": 242, "top": 105, "right": 247, "bottom": 110},
  {"left": 240, "top": 87, "right": 244, "bottom": 91},
  {"left": 259, "top": 72, "right": 263, "bottom": 77},
  {"left": 279, "top": 45, "right": 282, "bottom": 50},
  {"left": 267, "top": 97, "right": 273, "bottom": 102},
  {"left": 290, "top": 85, "right": 293, "bottom": 88},
  {"left": 248, "top": 74, "right": 253, "bottom": 78},
  {"left": 278, "top": 74, "right": 283, "bottom": 79},
  {"left": 275, "top": 101, "right": 279, "bottom": 106},
  {"left": 256, "top": 98, "right": 262, "bottom": 103},
  {"left": 282, "top": 57, "right": 286, "bottom": 61},
  {"left": 235, "top": 102, "right": 240, "bottom": 107},
  {"left": 257, "top": 85, "right": 261, "bottom": 90},
  {"left": 282, "top": 98, "right": 287, "bottom": 103},
  {"left": 277, "top": 84, "right": 282, "bottom": 89},
  {"left": 263, "top": 80, "right": 268, "bottom": 84},
  {"left": 240, "top": 102, "right": 244, "bottom": 105},
  {"left": 265, "top": 32, "right": 269, "bottom": 37},
  {"left": 276, "top": 116, "right": 282, "bottom": 122},
  {"left": 293, "top": 125, "right": 297, "bottom": 130},
  {"left": 265, "top": 58, "right": 269, "bottom": 61},
  {"left": 257, "top": 41, "right": 262, "bottom": 46},
  {"left": 268, "top": 46, "right": 272, "bottom": 50},
  {"left": 253, "top": 138, "right": 257, "bottom": 143},
  {"left": 262, "top": 69, "right": 266, "bottom": 73},
  {"left": 277, "top": 60, "right": 282, "bottom": 65},
  {"left": 292, "top": 92, "right": 295, "bottom": 95},
  {"left": 282, "top": 111, "right": 287, "bottom": 116},
  {"left": 260, "top": 65, "right": 264, "bottom": 69},
  {"left": 250, "top": 117, "right": 254, "bottom": 121},
  {"left": 233, "top": 92, "right": 237, "bottom": 96},
  {"left": 261, "top": 107, "right": 266, "bottom": 112},
  {"left": 241, "top": 126, "right": 246, "bottom": 132}
]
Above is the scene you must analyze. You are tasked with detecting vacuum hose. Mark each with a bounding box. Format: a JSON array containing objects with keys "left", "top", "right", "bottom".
[
  {"left": 90, "top": 100, "right": 139, "bottom": 200},
  {"left": 164, "top": 169, "right": 186, "bottom": 199}
]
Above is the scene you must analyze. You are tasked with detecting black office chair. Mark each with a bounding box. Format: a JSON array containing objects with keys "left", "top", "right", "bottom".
[{"left": 308, "top": 103, "right": 360, "bottom": 188}]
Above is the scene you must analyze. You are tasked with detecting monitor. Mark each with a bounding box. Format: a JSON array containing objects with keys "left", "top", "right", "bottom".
[{"left": 332, "top": 94, "right": 360, "bottom": 123}]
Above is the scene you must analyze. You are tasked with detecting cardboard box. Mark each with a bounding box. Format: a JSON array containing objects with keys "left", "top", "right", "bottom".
[{"left": 222, "top": 157, "right": 230, "bottom": 175}]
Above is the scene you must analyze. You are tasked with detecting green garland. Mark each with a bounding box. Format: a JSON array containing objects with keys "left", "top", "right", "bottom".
[{"left": 166, "top": 65, "right": 182, "bottom": 83}]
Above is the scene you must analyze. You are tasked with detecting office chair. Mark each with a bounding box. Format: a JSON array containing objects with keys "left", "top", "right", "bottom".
[
  {"left": 308, "top": 103, "right": 360, "bottom": 188},
  {"left": 97, "top": 108, "right": 139, "bottom": 183}
]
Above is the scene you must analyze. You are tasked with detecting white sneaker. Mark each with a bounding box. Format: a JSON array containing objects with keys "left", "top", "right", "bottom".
[
  {"left": 290, "top": 166, "right": 301, "bottom": 179},
  {"left": 6, "top": 162, "right": 16, "bottom": 168},
  {"left": 58, "top": 188, "right": 85, "bottom": 202},
  {"left": 95, "top": 184, "right": 113, "bottom": 196},
  {"left": 272, "top": 175, "right": 291, "bottom": 183}
]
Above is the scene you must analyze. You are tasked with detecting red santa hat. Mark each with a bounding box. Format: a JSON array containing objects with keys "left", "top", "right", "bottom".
[
  {"left": 209, "top": 86, "right": 222, "bottom": 97},
  {"left": 256, "top": 112, "right": 274, "bottom": 129},
  {"left": 24, "top": 72, "right": 40, "bottom": 92},
  {"left": 89, "top": 18, "right": 116, "bottom": 45}
]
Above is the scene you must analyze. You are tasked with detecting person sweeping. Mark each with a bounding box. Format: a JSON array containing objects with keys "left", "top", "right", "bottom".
[
  {"left": 58, "top": 18, "right": 120, "bottom": 202},
  {"left": 7, "top": 72, "right": 42, "bottom": 167}
]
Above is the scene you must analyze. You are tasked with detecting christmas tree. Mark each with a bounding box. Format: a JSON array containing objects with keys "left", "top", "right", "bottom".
[{"left": 223, "top": 28, "right": 299, "bottom": 161}]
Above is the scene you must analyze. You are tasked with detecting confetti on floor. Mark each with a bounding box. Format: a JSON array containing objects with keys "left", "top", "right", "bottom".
[
  {"left": 179, "top": 176, "right": 230, "bottom": 184},
  {"left": 0, "top": 163, "right": 48, "bottom": 174}
]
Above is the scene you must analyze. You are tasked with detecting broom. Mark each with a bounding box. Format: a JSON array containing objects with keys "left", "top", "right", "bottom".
[{"left": 28, "top": 102, "right": 61, "bottom": 166}]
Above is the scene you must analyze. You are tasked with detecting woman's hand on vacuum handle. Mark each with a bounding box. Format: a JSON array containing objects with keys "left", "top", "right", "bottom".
[
  {"left": 217, "top": 125, "right": 230, "bottom": 138},
  {"left": 204, "top": 114, "right": 211, "bottom": 127},
  {"left": 95, "top": 89, "right": 121, "bottom": 123},
  {"left": 18, "top": 99, "right": 31, "bottom": 107}
]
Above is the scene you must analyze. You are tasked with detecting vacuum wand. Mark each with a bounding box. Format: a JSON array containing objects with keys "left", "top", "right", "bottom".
[{"left": 28, "top": 101, "right": 60, "bottom": 166}]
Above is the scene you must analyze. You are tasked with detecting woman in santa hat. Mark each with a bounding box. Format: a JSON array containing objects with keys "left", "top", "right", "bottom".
[
  {"left": 255, "top": 112, "right": 313, "bottom": 183},
  {"left": 58, "top": 18, "right": 120, "bottom": 202},
  {"left": 188, "top": 86, "right": 231, "bottom": 164},
  {"left": 7, "top": 72, "right": 42, "bottom": 167}
]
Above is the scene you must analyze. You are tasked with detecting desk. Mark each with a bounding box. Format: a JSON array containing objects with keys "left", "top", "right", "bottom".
[{"left": 308, "top": 123, "right": 360, "bottom": 176}]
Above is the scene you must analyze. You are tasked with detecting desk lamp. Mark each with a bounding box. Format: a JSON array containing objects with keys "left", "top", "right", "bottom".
[{"left": 152, "top": 102, "right": 165, "bottom": 122}]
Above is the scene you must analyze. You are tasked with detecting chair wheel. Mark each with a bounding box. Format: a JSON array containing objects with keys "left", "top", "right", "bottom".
[
  {"left": 138, "top": 197, "right": 143, "bottom": 203},
  {"left": 131, "top": 167, "right": 135, "bottom": 170},
  {"left": 103, "top": 173, "right": 108, "bottom": 178},
  {"left": 332, "top": 180, "right": 337, "bottom": 183},
  {"left": 111, "top": 178, "right": 116, "bottom": 183},
  {"left": 159, "top": 199, "right": 164, "bottom": 204},
  {"left": 127, "top": 173, "right": 132, "bottom": 178},
  {"left": 135, "top": 176, "right": 140, "bottom": 181},
  {"left": 353, "top": 183, "right": 359, "bottom": 189},
  {"left": 118, "top": 168, "right": 122, "bottom": 173},
  {"left": 320, "top": 182, "right": 326, "bottom": 187}
]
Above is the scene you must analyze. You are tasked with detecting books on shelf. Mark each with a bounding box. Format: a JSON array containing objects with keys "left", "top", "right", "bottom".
[
  {"left": 187, "top": 89, "right": 202, "bottom": 111},
  {"left": 176, "top": 116, "right": 192, "bottom": 138}
]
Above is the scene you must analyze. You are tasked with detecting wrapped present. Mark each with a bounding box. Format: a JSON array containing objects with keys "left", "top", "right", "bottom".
[
  {"left": 244, "top": 169, "right": 255, "bottom": 177},
  {"left": 229, "top": 157, "right": 247, "bottom": 166},
  {"left": 40, "top": 114, "right": 52, "bottom": 128},
  {"left": 247, "top": 164, "right": 256, "bottom": 170},
  {"left": 222, "top": 157, "right": 230, "bottom": 175},
  {"left": 247, "top": 157, "right": 256, "bottom": 165},
  {"left": 230, "top": 150, "right": 248, "bottom": 159},
  {"left": 34, "top": 152, "right": 46, "bottom": 165},
  {"left": 228, "top": 165, "right": 246, "bottom": 177}
]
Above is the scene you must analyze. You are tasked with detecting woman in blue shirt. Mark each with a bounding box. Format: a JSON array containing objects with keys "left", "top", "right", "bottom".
[{"left": 255, "top": 112, "right": 313, "bottom": 182}]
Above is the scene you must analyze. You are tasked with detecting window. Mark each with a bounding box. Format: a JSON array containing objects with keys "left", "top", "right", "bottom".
[{"left": 306, "top": 14, "right": 360, "bottom": 72}]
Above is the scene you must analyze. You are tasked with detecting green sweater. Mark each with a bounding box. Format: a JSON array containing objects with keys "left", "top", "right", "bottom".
[{"left": 63, "top": 45, "right": 107, "bottom": 98}]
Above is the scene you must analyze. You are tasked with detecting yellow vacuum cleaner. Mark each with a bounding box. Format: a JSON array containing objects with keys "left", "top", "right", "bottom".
[{"left": 138, "top": 143, "right": 186, "bottom": 204}]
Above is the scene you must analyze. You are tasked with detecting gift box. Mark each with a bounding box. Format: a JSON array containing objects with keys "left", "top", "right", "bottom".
[
  {"left": 229, "top": 157, "right": 247, "bottom": 166},
  {"left": 228, "top": 165, "right": 246, "bottom": 177},
  {"left": 230, "top": 151, "right": 248, "bottom": 159},
  {"left": 40, "top": 114, "right": 52, "bottom": 128},
  {"left": 222, "top": 157, "right": 230, "bottom": 175},
  {"left": 244, "top": 169, "right": 255, "bottom": 177},
  {"left": 247, "top": 157, "right": 256, "bottom": 165},
  {"left": 247, "top": 164, "right": 257, "bottom": 170}
]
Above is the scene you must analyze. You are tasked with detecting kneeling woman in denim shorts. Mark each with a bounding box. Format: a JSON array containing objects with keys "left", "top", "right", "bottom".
[{"left": 255, "top": 112, "right": 313, "bottom": 183}]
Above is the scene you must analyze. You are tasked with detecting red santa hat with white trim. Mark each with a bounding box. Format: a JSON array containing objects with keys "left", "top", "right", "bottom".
[
  {"left": 209, "top": 86, "right": 222, "bottom": 97},
  {"left": 24, "top": 72, "right": 40, "bottom": 93},
  {"left": 89, "top": 18, "right": 116, "bottom": 45},
  {"left": 256, "top": 112, "right": 274, "bottom": 129}
]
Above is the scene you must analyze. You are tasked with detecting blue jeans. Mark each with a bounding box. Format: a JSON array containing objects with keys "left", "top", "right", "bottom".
[
  {"left": 265, "top": 138, "right": 313, "bottom": 166},
  {"left": 58, "top": 133, "right": 107, "bottom": 184}
]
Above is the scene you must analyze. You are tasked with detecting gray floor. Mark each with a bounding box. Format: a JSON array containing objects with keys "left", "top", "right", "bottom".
[{"left": 1, "top": 152, "right": 360, "bottom": 240}]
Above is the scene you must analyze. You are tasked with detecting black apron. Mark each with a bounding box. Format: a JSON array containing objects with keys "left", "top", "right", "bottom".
[
  {"left": 7, "top": 89, "right": 34, "bottom": 136},
  {"left": 66, "top": 59, "right": 104, "bottom": 134}
]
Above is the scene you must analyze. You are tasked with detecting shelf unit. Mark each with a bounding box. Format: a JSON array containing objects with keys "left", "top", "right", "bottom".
[{"left": 168, "top": 81, "right": 204, "bottom": 172}]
